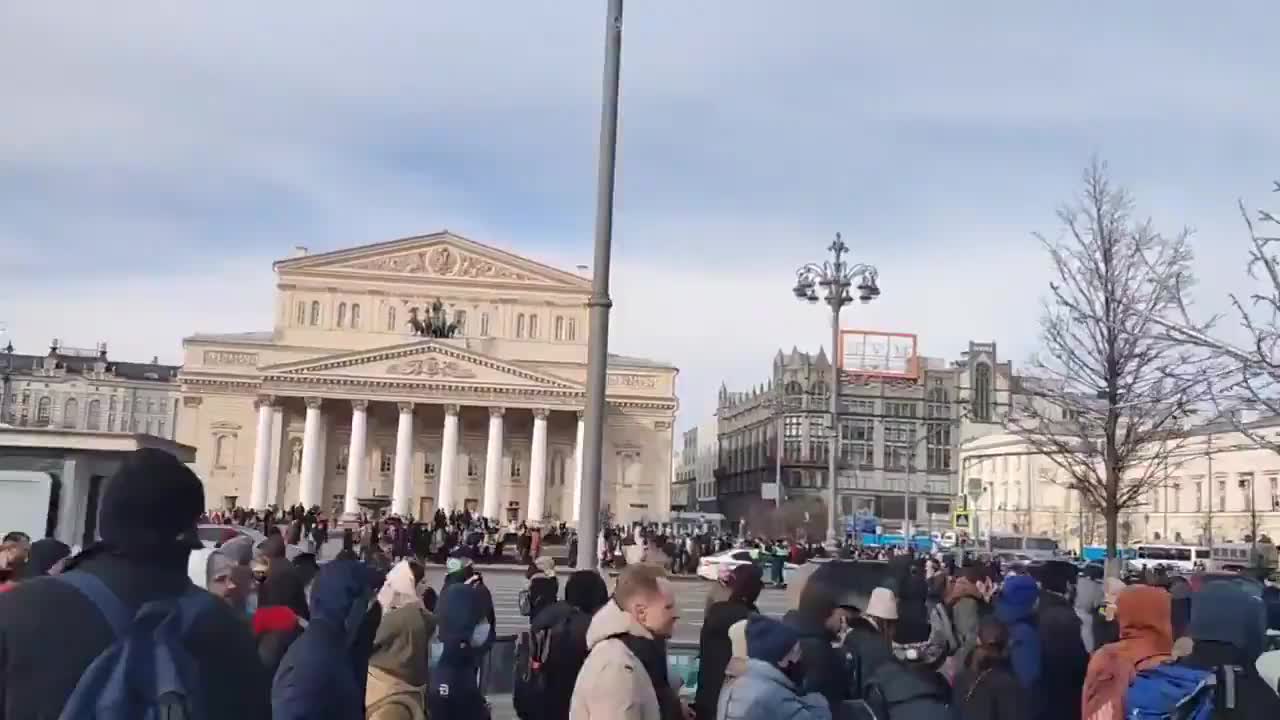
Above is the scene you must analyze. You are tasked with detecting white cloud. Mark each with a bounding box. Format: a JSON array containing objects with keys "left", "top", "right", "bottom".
[{"left": 1, "top": 2, "right": 1277, "bottom": 432}]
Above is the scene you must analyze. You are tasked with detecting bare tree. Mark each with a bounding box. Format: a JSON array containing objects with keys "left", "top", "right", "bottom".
[
  {"left": 1013, "top": 160, "right": 1208, "bottom": 567},
  {"left": 1154, "top": 182, "right": 1280, "bottom": 454}
]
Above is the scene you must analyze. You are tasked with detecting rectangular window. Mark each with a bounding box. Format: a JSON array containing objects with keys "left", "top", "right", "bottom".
[
  {"left": 424, "top": 458, "right": 436, "bottom": 478},
  {"left": 157, "top": 419, "right": 166, "bottom": 438},
  {"left": 850, "top": 399, "right": 875, "bottom": 415},
  {"left": 839, "top": 418, "right": 875, "bottom": 466},
  {"left": 883, "top": 421, "right": 915, "bottom": 470},
  {"left": 1172, "top": 479, "right": 1181, "bottom": 512},
  {"left": 467, "top": 455, "right": 479, "bottom": 478},
  {"left": 884, "top": 401, "right": 916, "bottom": 418},
  {"left": 926, "top": 421, "right": 952, "bottom": 471},
  {"left": 336, "top": 446, "right": 349, "bottom": 473},
  {"left": 1217, "top": 479, "right": 1227, "bottom": 512},
  {"left": 1152, "top": 488, "right": 1160, "bottom": 512},
  {"left": 1194, "top": 478, "right": 1203, "bottom": 512},
  {"left": 1239, "top": 472, "right": 1254, "bottom": 511},
  {"left": 807, "top": 416, "right": 829, "bottom": 463}
]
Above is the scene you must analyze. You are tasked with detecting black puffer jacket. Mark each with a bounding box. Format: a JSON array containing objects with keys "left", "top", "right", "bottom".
[
  {"left": 783, "top": 609, "right": 849, "bottom": 717},
  {"left": 695, "top": 599, "right": 756, "bottom": 720}
]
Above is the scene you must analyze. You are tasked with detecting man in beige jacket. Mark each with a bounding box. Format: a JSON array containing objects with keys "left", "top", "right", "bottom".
[{"left": 570, "top": 565, "right": 684, "bottom": 720}]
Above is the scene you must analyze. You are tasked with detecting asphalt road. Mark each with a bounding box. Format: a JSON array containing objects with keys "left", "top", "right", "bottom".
[{"left": 420, "top": 566, "right": 794, "bottom": 645}]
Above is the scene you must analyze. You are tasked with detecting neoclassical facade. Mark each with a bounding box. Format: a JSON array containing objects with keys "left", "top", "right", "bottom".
[{"left": 177, "top": 232, "right": 678, "bottom": 525}]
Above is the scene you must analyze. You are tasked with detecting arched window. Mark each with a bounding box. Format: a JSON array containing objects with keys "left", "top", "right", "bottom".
[
  {"left": 337, "top": 302, "right": 347, "bottom": 328},
  {"left": 214, "top": 435, "right": 232, "bottom": 468},
  {"left": 454, "top": 310, "right": 467, "bottom": 335},
  {"left": 145, "top": 418, "right": 153, "bottom": 435},
  {"left": 157, "top": 419, "right": 167, "bottom": 438},
  {"left": 86, "top": 399, "right": 102, "bottom": 430},
  {"left": 63, "top": 397, "right": 79, "bottom": 429},
  {"left": 811, "top": 381, "right": 829, "bottom": 396},
  {"left": 310, "top": 301, "right": 321, "bottom": 326},
  {"left": 554, "top": 316, "right": 565, "bottom": 341},
  {"left": 567, "top": 318, "right": 577, "bottom": 341},
  {"left": 785, "top": 381, "right": 804, "bottom": 395},
  {"left": 528, "top": 314, "right": 539, "bottom": 339},
  {"left": 35, "top": 396, "right": 51, "bottom": 426},
  {"left": 350, "top": 303, "right": 361, "bottom": 329},
  {"left": 386, "top": 306, "right": 397, "bottom": 331},
  {"left": 974, "top": 364, "right": 992, "bottom": 422},
  {"left": 107, "top": 397, "right": 117, "bottom": 431},
  {"left": 295, "top": 302, "right": 306, "bottom": 326},
  {"left": 516, "top": 314, "right": 526, "bottom": 339},
  {"left": 480, "top": 312, "right": 490, "bottom": 337}
]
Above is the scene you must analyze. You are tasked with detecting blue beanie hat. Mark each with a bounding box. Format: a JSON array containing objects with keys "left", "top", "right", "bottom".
[{"left": 746, "top": 615, "right": 799, "bottom": 664}]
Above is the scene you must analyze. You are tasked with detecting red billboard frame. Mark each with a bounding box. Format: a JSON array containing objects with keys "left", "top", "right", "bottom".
[{"left": 838, "top": 330, "right": 919, "bottom": 379}]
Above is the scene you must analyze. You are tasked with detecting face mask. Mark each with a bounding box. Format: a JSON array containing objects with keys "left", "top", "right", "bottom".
[{"left": 470, "top": 622, "right": 491, "bottom": 648}]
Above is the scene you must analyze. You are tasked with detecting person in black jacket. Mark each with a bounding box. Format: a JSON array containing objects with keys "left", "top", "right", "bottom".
[
  {"left": 784, "top": 571, "right": 852, "bottom": 717},
  {"left": 1035, "top": 562, "right": 1088, "bottom": 720},
  {"left": 1176, "top": 582, "right": 1280, "bottom": 720},
  {"left": 0, "top": 448, "right": 271, "bottom": 720},
  {"left": 953, "top": 618, "right": 1030, "bottom": 720},
  {"left": 524, "top": 569, "right": 609, "bottom": 720},
  {"left": 695, "top": 563, "right": 764, "bottom": 720},
  {"left": 444, "top": 548, "right": 497, "bottom": 649}
]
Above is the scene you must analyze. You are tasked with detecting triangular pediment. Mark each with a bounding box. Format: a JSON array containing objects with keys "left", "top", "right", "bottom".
[
  {"left": 273, "top": 231, "right": 590, "bottom": 291},
  {"left": 261, "top": 340, "right": 583, "bottom": 391}
]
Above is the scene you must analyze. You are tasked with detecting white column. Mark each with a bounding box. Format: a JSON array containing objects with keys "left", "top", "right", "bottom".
[
  {"left": 483, "top": 407, "right": 505, "bottom": 519},
  {"left": 298, "top": 397, "right": 324, "bottom": 509},
  {"left": 527, "top": 409, "right": 550, "bottom": 525},
  {"left": 392, "top": 402, "right": 415, "bottom": 517},
  {"left": 249, "top": 396, "right": 274, "bottom": 510},
  {"left": 267, "top": 405, "right": 284, "bottom": 507},
  {"left": 438, "top": 404, "right": 461, "bottom": 513},
  {"left": 572, "top": 411, "right": 585, "bottom": 524},
  {"left": 343, "top": 400, "right": 369, "bottom": 517}
]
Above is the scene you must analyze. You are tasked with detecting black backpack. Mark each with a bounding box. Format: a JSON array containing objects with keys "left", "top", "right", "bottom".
[{"left": 513, "top": 615, "right": 570, "bottom": 720}]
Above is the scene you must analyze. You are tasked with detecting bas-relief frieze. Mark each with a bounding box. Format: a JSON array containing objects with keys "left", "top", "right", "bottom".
[
  {"left": 342, "top": 246, "right": 540, "bottom": 283},
  {"left": 384, "top": 358, "right": 476, "bottom": 379},
  {"left": 203, "top": 350, "right": 259, "bottom": 367}
]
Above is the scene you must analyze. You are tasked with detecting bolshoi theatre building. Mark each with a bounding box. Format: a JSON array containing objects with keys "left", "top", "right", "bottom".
[{"left": 176, "top": 232, "right": 678, "bottom": 526}]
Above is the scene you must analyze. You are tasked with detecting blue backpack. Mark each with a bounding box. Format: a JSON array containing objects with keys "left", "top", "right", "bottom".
[
  {"left": 55, "top": 570, "right": 217, "bottom": 720},
  {"left": 1125, "top": 663, "right": 1239, "bottom": 720}
]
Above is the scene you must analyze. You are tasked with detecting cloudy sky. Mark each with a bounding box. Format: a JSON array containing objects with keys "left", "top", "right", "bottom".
[{"left": 2, "top": 3, "right": 1277, "bottom": 427}]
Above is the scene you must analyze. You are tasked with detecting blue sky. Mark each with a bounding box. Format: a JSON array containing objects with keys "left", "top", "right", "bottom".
[{"left": 2, "top": 3, "right": 1277, "bottom": 427}]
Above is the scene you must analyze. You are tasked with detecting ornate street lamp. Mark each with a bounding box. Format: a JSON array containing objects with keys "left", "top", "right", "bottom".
[{"left": 792, "top": 233, "right": 880, "bottom": 541}]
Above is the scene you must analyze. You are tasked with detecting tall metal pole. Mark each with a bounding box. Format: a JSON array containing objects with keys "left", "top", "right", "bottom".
[
  {"left": 774, "top": 400, "right": 784, "bottom": 511},
  {"left": 576, "top": 0, "right": 624, "bottom": 571},
  {"left": 828, "top": 305, "right": 841, "bottom": 542}
]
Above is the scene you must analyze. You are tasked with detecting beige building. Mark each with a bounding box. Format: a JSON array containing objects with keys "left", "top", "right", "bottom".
[
  {"left": 960, "top": 418, "right": 1280, "bottom": 549},
  {"left": 177, "top": 232, "right": 678, "bottom": 525}
]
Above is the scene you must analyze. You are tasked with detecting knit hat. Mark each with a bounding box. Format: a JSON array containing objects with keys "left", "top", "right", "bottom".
[
  {"left": 98, "top": 448, "right": 204, "bottom": 553},
  {"left": 866, "top": 587, "right": 899, "bottom": 621},
  {"left": 565, "top": 569, "right": 609, "bottom": 614},
  {"left": 534, "top": 556, "right": 556, "bottom": 579},
  {"left": 446, "top": 547, "right": 475, "bottom": 576},
  {"left": 746, "top": 615, "right": 799, "bottom": 665}
]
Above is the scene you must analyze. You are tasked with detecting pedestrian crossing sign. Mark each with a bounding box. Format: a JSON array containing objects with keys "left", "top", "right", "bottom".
[{"left": 953, "top": 511, "right": 970, "bottom": 529}]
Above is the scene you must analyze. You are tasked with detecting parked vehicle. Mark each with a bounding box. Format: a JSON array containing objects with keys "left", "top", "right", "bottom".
[
  {"left": 989, "top": 532, "right": 1060, "bottom": 561},
  {"left": 1129, "top": 543, "right": 1210, "bottom": 574},
  {"left": 695, "top": 547, "right": 800, "bottom": 582}
]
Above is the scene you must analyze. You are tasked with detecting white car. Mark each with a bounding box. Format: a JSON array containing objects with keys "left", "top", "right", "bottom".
[
  {"left": 197, "top": 524, "right": 302, "bottom": 560},
  {"left": 696, "top": 548, "right": 800, "bottom": 582}
]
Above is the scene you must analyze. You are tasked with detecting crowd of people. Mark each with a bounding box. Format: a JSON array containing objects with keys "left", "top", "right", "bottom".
[{"left": 3, "top": 447, "right": 1280, "bottom": 719}]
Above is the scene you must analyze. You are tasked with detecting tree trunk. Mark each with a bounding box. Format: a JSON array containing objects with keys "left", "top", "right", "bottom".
[{"left": 1104, "top": 499, "right": 1122, "bottom": 578}]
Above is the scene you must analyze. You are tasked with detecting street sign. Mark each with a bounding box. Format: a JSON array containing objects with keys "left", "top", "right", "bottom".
[
  {"left": 954, "top": 511, "right": 970, "bottom": 529},
  {"left": 761, "top": 482, "right": 779, "bottom": 500}
]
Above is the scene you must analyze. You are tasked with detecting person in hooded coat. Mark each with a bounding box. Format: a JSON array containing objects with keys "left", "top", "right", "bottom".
[
  {"left": 272, "top": 558, "right": 376, "bottom": 720},
  {"left": 1081, "top": 585, "right": 1173, "bottom": 720},
  {"left": 1073, "top": 565, "right": 1104, "bottom": 652},
  {"left": 783, "top": 572, "right": 851, "bottom": 715},
  {"left": 0, "top": 448, "right": 271, "bottom": 720},
  {"left": 254, "top": 553, "right": 314, "bottom": 679},
  {"left": 366, "top": 560, "right": 437, "bottom": 720},
  {"left": 532, "top": 569, "right": 610, "bottom": 720},
  {"left": 1176, "top": 582, "right": 1280, "bottom": 720},
  {"left": 697, "top": 564, "right": 764, "bottom": 720},
  {"left": 1035, "top": 561, "right": 1087, "bottom": 720},
  {"left": 993, "top": 574, "right": 1041, "bottom": 694},
  {"left": 429, "top": 582, "right": 491, "bottom": 720},
  {"left": 188, "top": 547, "right": 249, "bottom": 612}
]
